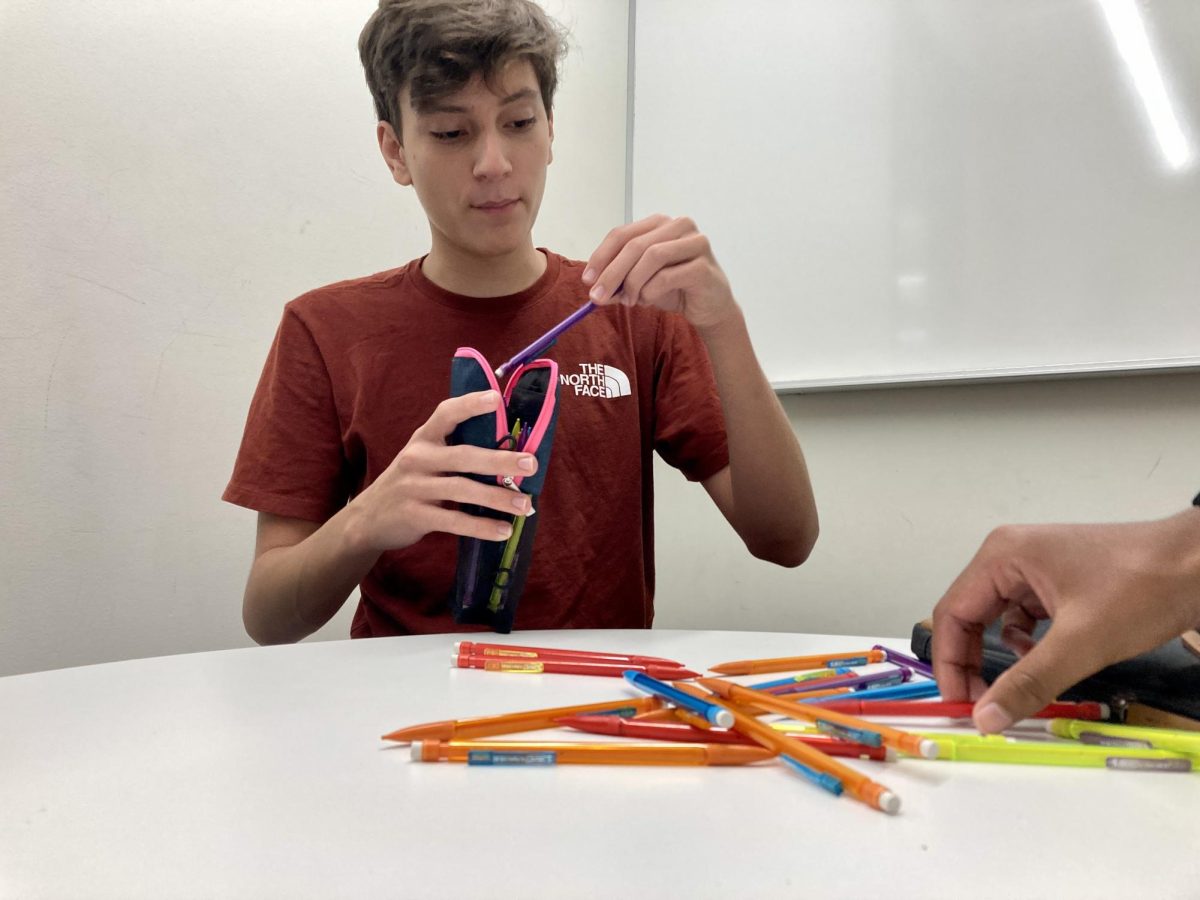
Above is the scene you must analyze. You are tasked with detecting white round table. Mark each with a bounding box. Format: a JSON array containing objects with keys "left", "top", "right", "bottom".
[{"left": 2, "top": 630, "right": 1196, "bottom": 898}]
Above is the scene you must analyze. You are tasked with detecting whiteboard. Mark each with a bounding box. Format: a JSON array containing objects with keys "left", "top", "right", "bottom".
[{"left": 632, "top": 0, "right": 1200, "bottom": 389}]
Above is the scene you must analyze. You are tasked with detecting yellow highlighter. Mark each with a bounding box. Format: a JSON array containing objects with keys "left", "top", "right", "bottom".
[
  {"left": 918, "top": 732, "right": 1195, "bottom": 771},
  {"left": 1044, "top": 718, "right": 1200, "bottom": 755}
]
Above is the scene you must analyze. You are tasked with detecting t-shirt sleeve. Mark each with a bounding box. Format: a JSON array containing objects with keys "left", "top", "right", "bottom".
[
  {"left": 221, "top": 304, "right": 353, "bottom": 522},
  {"left": 652, "top": 312, "right": 730, "bottom": 483}
]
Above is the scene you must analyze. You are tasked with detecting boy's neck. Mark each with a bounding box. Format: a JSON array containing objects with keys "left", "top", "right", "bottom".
[{"left": 421, "top": 240, "right": 547, "bottom": 298}]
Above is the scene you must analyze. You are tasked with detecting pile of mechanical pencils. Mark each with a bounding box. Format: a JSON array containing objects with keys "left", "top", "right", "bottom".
[{"left": 385, "top": 641, "right": 1197, "bottom": 815}]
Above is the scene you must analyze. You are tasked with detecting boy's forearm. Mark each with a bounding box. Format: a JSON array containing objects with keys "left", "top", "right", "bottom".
[
  {"left": 243, "top": 504, "right": 382, "bottom": 644},
  {"left": 1163, "top": 507, "right": 1200, "bottom": 626},
  {"left": 698, "top": 311, "right": 818, "bottom": 565}
]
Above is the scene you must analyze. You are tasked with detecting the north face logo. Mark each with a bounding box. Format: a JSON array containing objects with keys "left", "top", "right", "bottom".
[{"left": 560, "top": 363, "right": 631, "bottom": 398}]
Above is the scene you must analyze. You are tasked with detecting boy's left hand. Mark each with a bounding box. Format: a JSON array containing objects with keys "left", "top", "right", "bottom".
[{"left": 582, "top": 214, "right": 739, "bottom": 333}]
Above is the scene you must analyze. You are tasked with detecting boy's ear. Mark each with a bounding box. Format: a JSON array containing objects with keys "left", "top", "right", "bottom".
[
  {"left": 547, "top": 113, "right": 554, "bottom": 166},
  {"left": 376, "top": 120, "right": 413, "bottom": 187}
]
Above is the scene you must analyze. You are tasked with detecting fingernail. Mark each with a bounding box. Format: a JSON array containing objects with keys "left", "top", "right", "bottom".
[
  {"left": 518, "top": 456, "right": 535, "bottom": 471},
  {"left": 974, "top": 702, "right": 1013, "bottom": 734},
  {"left": 480, "top": 391, "right": 498, "bottom": 404},
  {"left": 512, "top": 496, "right": 530, "bottom": 512},
  {"left": 582, "top": 267, "right": 596, "bottom": 285},
  {"left": 589, "top": 284, "right": 606, "bottom": 302},
  {"left": 496, "top": 523, "right": 513, "bottom": 539}
]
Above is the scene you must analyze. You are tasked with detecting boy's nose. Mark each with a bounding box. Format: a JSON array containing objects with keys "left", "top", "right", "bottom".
[{"left": 473, "top": 130, "right": 513, "bottom": 180}]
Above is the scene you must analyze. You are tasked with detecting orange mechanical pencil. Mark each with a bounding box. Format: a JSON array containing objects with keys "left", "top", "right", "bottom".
[
  {"left": 781, "top": 686, "right": 855, "bottom": 702},
  {"left": 674, "top": 683, "right": 901, "bottom": 813},
  {"left": 698, "top": 678, "right": 938, "bottom": 760},
  {"left": 381, "top": 695, "right": 662, "bottom": 743},
  {"left": 708, "top": 649, "right": 886, "bottom": 676},
  {"left": 411, "top": 740, "right": 775, "bottom": 766}
]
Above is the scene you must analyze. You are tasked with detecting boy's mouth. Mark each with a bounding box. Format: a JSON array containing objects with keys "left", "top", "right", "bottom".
[{"left": 472, "top": 198, "right": 519, "bottom": 211}]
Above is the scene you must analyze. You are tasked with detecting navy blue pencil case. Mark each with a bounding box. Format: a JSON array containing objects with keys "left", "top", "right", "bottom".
[{"left": 447, "top": 347, "right": 560, "bottom": 633}]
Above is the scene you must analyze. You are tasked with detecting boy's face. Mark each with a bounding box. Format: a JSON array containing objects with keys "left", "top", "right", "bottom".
[{"left": 379, "top": 59, "right": 554, "bottom": 261}]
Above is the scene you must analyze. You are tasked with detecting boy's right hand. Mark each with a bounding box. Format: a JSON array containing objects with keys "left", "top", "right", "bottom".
[{"left": 347, "top": 390, "right": 536, "bottom": 552}]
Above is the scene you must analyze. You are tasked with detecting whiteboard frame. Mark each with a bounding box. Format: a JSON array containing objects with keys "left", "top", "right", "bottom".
[{"left": 769, "top": 357, "right": 1200, "bottom": 394}]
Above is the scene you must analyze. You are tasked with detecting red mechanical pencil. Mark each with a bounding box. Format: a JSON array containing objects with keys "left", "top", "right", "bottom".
[
  {"left": 453, "top": 651, "right": 700, "bottom": 680},
  {"left": 555, "top": 714, "right": 892, "bottom": 760},
  {"left": 809, "top": 699, "right": 1110, "bottom": 720},
  {"left": 454, "top": 640, "right": 682, "bottom": 667}
]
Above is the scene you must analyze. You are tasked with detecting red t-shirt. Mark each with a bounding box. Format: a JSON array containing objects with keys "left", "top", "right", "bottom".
[{"left": 223, "top": 250, "right": 729, "bottom": 636}]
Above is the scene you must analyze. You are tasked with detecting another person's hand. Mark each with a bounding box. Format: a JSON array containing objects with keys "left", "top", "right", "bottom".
[
  {"left": 348, "top": 390, "right": 536, "bottom": 551},
  {"left": 932, "top": 507, "right": 1200, "bottom": 733},
  {"left": 582, "top": 214, "right": 738, "bottom": 333}
]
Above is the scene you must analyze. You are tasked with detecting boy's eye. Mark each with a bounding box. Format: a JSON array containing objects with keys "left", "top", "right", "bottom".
[
  {"left": 511, "top": 118, "right": 536, "bottom": 130},
  {"left": 431, "top": 129, "right": 465, "bottom": 141}
]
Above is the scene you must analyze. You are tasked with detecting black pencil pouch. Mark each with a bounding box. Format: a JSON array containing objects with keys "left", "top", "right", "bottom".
[
  {"left": 910, "top": 618, "right": 1200, "bottom": 724},
  {"left": 447, "top": 347, "right": 560, "bottom": 633}
]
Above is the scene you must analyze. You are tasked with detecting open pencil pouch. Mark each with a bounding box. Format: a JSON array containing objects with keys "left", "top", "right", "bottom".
[{"left": 448, "top": 347, "right": 560, "bottom": 633}]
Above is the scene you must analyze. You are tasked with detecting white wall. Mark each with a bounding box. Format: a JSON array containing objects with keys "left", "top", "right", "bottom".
[
  {"left": 3, "top": 2, "right": 1197, "bottom": 677},
  {"left": 654, "top": 372, "right": 1200, "bottom": 638}
]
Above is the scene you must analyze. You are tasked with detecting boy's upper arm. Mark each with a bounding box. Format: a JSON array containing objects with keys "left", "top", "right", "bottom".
[
  {"left": 651, "top": 312, "right": 729, "bottom": 482},
  {"left": 254, "top": 511, "right": 322, "bottom": 560}
]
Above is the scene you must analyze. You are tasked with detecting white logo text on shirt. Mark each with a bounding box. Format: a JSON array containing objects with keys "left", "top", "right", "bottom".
[{"left": 560, "top": 363, "right": 631, "bottom": 398}]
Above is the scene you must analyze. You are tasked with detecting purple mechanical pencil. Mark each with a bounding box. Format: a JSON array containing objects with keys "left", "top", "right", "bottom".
[
  {"left": 872, "top": 644, "right": 935, "bottom": 679},
  {"left": 494, "top": 301, "right": 597, "bottom": 378},
  {"left": 769, "top": 666, "right": 913, "bottom": 696}
]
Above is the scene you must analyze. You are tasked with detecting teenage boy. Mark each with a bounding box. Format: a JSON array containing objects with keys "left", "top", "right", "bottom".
[{"left": 223, "top": 0, "right": 818, "bottom": 644}]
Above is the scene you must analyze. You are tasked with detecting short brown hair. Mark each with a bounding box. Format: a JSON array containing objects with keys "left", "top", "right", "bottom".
[{"left": 358, "top": 0, "right": 568, "bottom": 138}]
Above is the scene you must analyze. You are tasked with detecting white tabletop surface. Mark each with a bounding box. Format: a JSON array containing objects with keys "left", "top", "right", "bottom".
[{"left": 2, "top": 629, "right": 1197, "bottom": 899}]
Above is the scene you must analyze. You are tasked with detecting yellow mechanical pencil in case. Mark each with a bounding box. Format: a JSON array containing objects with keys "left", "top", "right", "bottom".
[{"left": 447, "top": 347, "right": 560, "bottom": 633}]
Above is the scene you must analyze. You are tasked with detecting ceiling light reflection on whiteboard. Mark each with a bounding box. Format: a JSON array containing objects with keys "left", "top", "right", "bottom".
[{"left": 1097, "top": 0, "right": 1194, "bottom": 171}]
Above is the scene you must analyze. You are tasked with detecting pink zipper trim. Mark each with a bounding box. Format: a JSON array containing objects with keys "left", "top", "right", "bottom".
[
  {"left": 454, "top": 347, "right": 507, "bottom": 446},
  {"left": 502, "top": 359, "right": 559, "bottom": 489}
]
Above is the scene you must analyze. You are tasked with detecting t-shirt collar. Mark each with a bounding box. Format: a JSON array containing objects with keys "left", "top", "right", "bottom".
[{"left": 407, "top": 248, "right": 561, "bottom": 315}]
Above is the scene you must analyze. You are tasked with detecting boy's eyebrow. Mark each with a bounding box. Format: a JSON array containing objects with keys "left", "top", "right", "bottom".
[
  {"left": 420, "top": 87, "right": 539, "bottom": 116},
  {"left": 497, "top": 87, "right": 538, "bottom": 105}
]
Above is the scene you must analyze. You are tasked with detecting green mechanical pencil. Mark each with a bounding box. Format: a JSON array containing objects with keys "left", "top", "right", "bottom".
[
  {"left": 488, "top": 419, "right": 527, "bottom": 613},
  {"left": 1043, "top": 718, "right": 1200, "bottom": 754},
  {"left": 917, "top": 732, "right": 1196, "bottom": 771}
]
